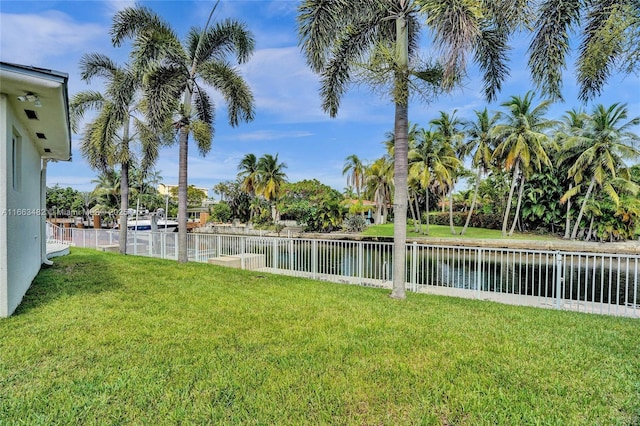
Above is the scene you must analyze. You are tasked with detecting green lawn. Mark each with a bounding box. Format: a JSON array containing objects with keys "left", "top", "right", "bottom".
[
  {"left": 363, "top": 223, "right": 558, "bottom": 240},
  {"left": 1, "top": 249, "right": 638, "bottom": 424}
]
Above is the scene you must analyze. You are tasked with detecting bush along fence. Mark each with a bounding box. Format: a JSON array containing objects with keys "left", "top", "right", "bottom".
[{"left": 47, "top": 223, "right": 639, "bottom": 318}]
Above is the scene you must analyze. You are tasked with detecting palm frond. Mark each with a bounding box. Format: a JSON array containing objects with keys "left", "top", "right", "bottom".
[
  {"left": 79, "top": 53, "right": 120, "bottom": 82},
  {"left": 190, "top": 119, "right": 213, "bottom": 156},
  {"left": 192, "top": 84, "right": 214, "bottom": 125},
  {"left": 420, "top": 0, "right": 482, "bottom": 87},
  {"left": 527, "top": 0, "right": 581, "bottom": 101},
  {"left": 143, "top": 64, "right": 185, "bottom": 130},
  {"left": 198, "top": 61, "right": 254, "bottom": 126},
  {"left": 577, "top": 1, "right": 631, "bottom": 101},
  {"left": 69, "top": 91, "right": 105, "bottom": 133}
]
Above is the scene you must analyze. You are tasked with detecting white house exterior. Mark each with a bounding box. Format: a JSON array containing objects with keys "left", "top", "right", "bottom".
[{"left": 0, "top": 62, "right": 71, "bottom": 317}]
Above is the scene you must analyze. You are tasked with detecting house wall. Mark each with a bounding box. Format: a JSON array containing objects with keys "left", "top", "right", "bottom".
[{"left": 0, "top": 94, "right": 44, "bottom": 317}]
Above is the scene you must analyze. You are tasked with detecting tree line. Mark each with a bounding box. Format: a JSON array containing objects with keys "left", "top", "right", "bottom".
[{"left": 343, "top": 93, "right": 640, "bottom": 242}]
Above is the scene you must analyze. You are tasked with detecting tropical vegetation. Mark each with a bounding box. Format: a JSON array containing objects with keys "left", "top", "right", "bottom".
[
  {"left": 111, "top": 4, "right": 255, "bottom": 263},
  {"left": 70, "top": 53, "right": 163, "bottom": 253}
]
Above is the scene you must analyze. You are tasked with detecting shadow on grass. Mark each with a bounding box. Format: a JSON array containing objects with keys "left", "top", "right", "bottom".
[{"left": 13, "top": 248, "right": 122, "bottom": 316}]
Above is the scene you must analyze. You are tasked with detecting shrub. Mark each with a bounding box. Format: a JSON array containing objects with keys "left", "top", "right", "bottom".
[
  {"left": 427, "top": 212, "right": 503, "bottom": 230},
  {"left": 209, "top": 202, "right": 232, "bottom": 223},
  {"left": 343, "top": 214, "right": 368, "bottom": 233}
]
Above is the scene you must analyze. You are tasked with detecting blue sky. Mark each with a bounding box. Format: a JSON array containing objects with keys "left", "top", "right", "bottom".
[{"left": 2, "top": 0, "right": 639, "bottom": 196}]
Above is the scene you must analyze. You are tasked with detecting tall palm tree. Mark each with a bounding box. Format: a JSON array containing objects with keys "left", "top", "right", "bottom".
[
  {"left": 70, "top": 53, "right": 161, "bottom": 254},
  {"left": 555, "top": 108, "right": 591, "bottom": 238},
  {"left": 460, "top": 108, "right": 499, "bottom": 235},
  {"left": 342, "top": 154, "right": 366, "bottom": 198},
  {"left": 528, "top": 0, "right": 640, "bottom": 102},
  {"left": 111, "top": 4, "right": 255, "bottom": 263},
  {"left": 365, "top": 157, "right": 394, "bottom": 225},
  {"left": 298, "top": 0, "right": 522, "bottom": 299},
  {"left": 559, "top": 103, "right": 640, "bottom": 240},
  {"left": 256, "top": 154, "right": 288, "bottom": 221},
  {"left": 430, "top": 110, "right": 465, "bottom": 234},
  {"left": 409, "top": 128, "right": 459, "bottom": 235},
  {"left": 493, "top": 91, "right": 554, "bottom": 236},
  {"left": 237, "top": 153, "right": 259, "bottom": 196}
]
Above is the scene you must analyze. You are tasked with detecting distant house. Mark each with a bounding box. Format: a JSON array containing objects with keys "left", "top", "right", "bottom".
[
  {"left": 0, "top": 62, "right": 71, "bottom": 317},
  {"left": 158, "top": 183, "right": 209, "bottom": 200}
]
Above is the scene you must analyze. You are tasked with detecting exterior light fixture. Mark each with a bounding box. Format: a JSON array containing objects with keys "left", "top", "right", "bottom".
[{"left": 17, "top": 92, "right": 40, "bottom": 106}]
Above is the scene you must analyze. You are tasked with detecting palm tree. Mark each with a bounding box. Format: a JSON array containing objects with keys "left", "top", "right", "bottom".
[
  {"left": 409, "top": 128, "right": 459, "bottom": 235},
  {"left": 342, "top": 154, "right": 366, "bottom": 198},
  {"left": 112, "top": 4, "right": 255, "bottom": 263},
  {"left": 493, "top": 91, "right": 554, "bottom": 236},
  {"left": 238, "top": 153, "right": 259, "bottom": 196},
  {"left": 460, "top": 108, "right": 499, "bottom": 235},
  {"left": 430, "top": 110, "right": 465, "bottom": 234},
  {"left": 555, "top": 108, "right": 590, "bottom": 238},
  {"left": 559, "top": 103, "right": 640, "bottom": 240},
  {"left": 70, "top": 53, "right": 161, "bottom": 254},
  {"left": 256, "top": 154, "right": 288, "bottom": 221},
  {"left": 528, "top": 0, "right": 640, "bottom": 102},
  {"left": 298, "top": 0, "right": 521, "bottom": 299},
  {"left": 365, "top": 157, "right": 394, "bottom": 225},
  {"left": 91, "top": 169, "right": 121, "bottom": 224}
]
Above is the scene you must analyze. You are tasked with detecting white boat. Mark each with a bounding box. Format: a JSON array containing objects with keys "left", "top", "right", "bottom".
[{"left": 127, "top": 218, "right": 179, "bottom": 232}]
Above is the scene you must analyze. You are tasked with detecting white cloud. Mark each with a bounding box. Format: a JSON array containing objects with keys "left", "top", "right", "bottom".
[
  {"left": 0, "top": 11, "right": 105, "bottom": 66},
  {"left": 102, "top": 0, "right": 137, "bottom": 16}
]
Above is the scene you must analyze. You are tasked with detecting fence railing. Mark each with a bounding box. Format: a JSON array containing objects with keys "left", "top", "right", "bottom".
[{"left": 46, "top": 223, "right": 639, "bottom": 318}]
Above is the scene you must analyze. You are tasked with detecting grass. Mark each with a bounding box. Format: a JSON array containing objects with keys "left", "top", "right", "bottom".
[
  {"left": 1, "top": 248, "right": 638, "bottom": 424},
  {"left": 362, "top": 223, "right": 558, "bottom": 240}
]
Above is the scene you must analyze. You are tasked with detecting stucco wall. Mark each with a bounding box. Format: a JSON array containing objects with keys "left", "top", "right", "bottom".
[
  {"left": 0, "top": 95, "right": 7, "bottom": 316},
  {"left": 0, "top": 94, "right": 43, "bottom": 317}
]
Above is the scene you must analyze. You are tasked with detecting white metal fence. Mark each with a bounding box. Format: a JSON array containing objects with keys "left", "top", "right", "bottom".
[{"left": 47, "top": 223, "right": 639, "bottom": 318}]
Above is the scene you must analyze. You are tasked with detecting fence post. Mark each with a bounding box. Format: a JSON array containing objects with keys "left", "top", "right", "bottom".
[
  {"left": 195, "top": 233, "right": 200, "bottom": 262},
  {"left": 273, "top": 238, "right": 278, "bottom": 272},
  {"left": 289, "top": 239, "right": 294, "bottom": 271},
  {"left": 411, "top": 242, "right": 418, "bottom": 292},
  {"left": 240, "top": 236, "right": 246, "bottom": 269},
  {"left": 358, "top": 241, "right": 364, "bottom": 283},
  {"left": 174, "top": 233, "right": 178, "bottom": 260},
  {"left": 312, "top": 240, "right": 318, "bottom": 279},
  {"left": 555, "top": 251, "right": 563, "bottom": 309},
  {"left": 476, "top": 248, "right": 483, "bottom": 298}
]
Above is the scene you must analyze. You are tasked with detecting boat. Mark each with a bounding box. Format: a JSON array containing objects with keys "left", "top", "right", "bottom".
[{"left": 127, "top": 218, "right": 179, "bottom": 232}]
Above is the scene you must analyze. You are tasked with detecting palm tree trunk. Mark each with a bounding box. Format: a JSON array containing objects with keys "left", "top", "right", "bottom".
[
  {"left": 571, "top": 176, "right": 596, "bottom": 240},
  {"left": 119, "top": 161, "right": 129, "bottom": 254},
  {"left": 408, "top": 190, "right": 418, "bottom": 233},
  {"left": 502, "top": 161, "right": 520, "bottom": 236},
  {"left": 461, "top": 168, "right": 481, "bottom": 235},
  {"left": 563, "top": 183, "right": 573, "bottom": 239},
  {"left": 508, "top": 175, "right": 526, "bottom": 236},
  {"left": 586, "top": 215, "right": 595, "bottom": 241},
  {"left": 390, "top": 13, "right": 409, "bottom": 300},
  {"left": 118, "top": 115, "right": 131, "bottom": 255},
  {"left": 448, "top": 187, "right": 455, "bottom": 235},
  {"left": 413, "top": 193, "right": 422, "bottom": 234},
  {"left": 425, "top": 191, "right": 430, "bottom": 235},
  {"left": 177, "top": 125, "right": 189, "bottom": 263}
]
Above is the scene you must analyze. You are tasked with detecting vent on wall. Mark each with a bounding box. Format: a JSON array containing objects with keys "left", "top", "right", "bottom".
[
  {"left": 44, "top": 148, "right": 52, "bottom": 153},
  {"left": 24, "top": 109, "right": 38, "bottom": 120},
  {"left": 36, "top": 132, "right": 47, "bottom": 139}
]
